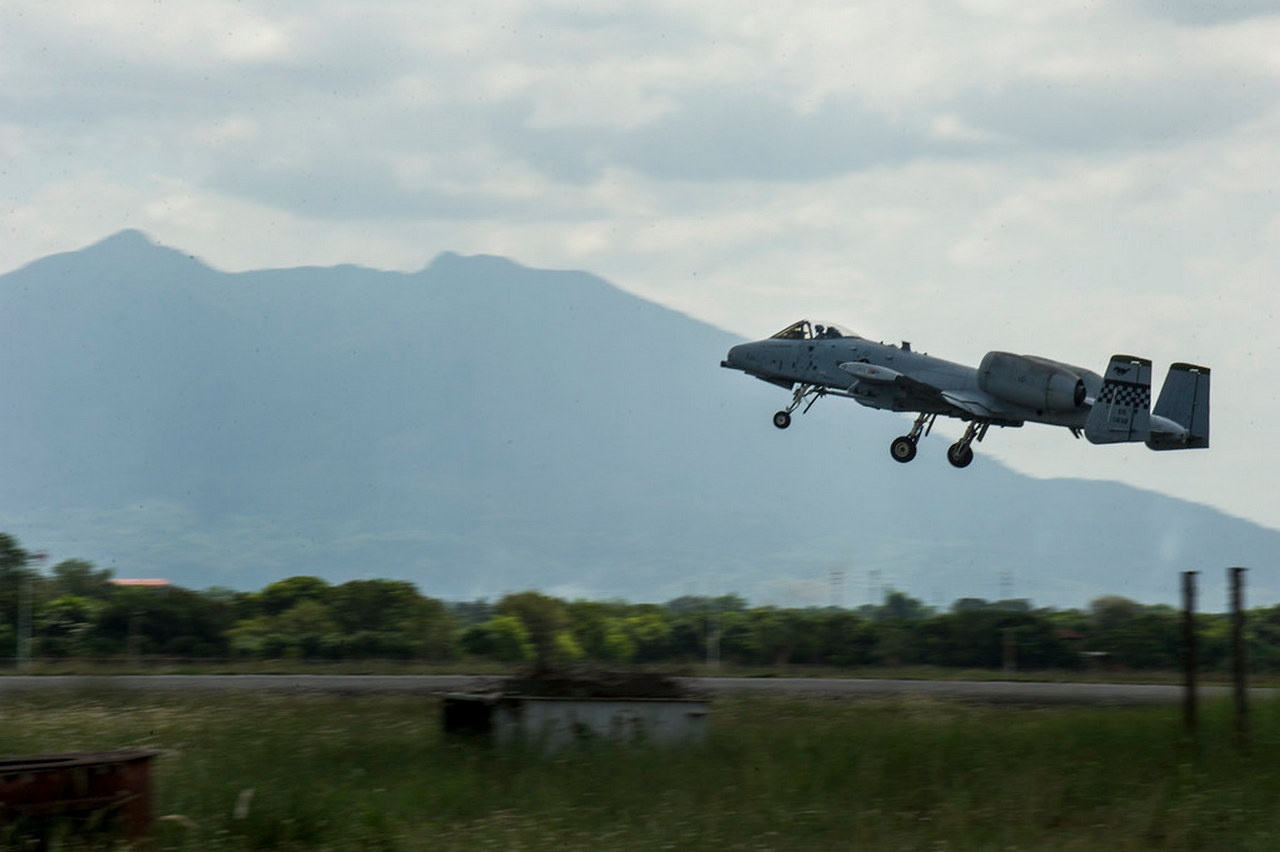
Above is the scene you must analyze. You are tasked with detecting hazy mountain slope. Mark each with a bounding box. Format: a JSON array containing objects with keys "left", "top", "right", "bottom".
[{"left": 1, "top": 231, "right": 1272, "bottom": 610}]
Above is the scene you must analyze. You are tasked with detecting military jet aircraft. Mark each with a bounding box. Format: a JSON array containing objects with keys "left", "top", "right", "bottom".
[{"left": 721, "top": 319, "right": 1209, "bottom": 468}]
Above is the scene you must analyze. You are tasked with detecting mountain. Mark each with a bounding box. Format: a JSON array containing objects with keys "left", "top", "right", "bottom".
[{"left": 2, "top": 231, "right": 1274, "bottom": 611}]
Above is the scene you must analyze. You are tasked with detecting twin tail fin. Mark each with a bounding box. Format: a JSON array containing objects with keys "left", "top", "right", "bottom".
[
  {"left": 1084, "top": 355, "right": 1152, "bottom": 444},
  {"left": 1147, "top": 363, "right": 1210, "bottom": 450},
  {"left": 1084, "top": 355, "right": 1209, "bottom": 450}
]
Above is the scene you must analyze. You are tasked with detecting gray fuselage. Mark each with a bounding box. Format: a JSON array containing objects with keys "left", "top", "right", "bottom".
[{"left": 723, "top": 328, "right": 1103, "bottom": 429}]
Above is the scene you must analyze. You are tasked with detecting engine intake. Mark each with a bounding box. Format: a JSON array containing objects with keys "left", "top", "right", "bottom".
[{"left": 978, "top": 352, "right": 1086, "bottom": 414}]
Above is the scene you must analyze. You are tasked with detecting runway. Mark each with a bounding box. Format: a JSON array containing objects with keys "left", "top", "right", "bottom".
[{"left": 0, "top": 674, "right": 1270, "bottom": 706}]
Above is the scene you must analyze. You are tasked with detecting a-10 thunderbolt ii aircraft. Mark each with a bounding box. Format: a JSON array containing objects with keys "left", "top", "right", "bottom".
[{"left": 721, "top": 319, "right": 1210, "bottom": 468}]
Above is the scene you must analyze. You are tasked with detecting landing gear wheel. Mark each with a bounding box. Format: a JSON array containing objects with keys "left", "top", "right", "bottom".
[
  {"left": 773, "top": 411, "right": 792, "bottom": 429},
  {"left": 890, "top": 436, "right": 917, "bottom": 463},
  {"left": 947, "top": 442, "right": 974, "bottom": 468}
]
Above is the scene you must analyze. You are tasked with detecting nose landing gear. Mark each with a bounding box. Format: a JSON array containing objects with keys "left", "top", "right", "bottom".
[{"left": 772, "top": 384, "right": 823, "bottom": 429}]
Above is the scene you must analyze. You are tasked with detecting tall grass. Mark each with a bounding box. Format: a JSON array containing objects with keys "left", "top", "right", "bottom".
[{"left": 0, "top": 687, "right": 1276, "bottom": 850}]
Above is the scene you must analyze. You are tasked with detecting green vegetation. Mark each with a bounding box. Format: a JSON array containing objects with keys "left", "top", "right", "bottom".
[
  {"left": 1, "top": 688, "right": 1278, "bottom": 850},
  {"left": 4, "top": 532, "right": 1277, "bottom": 674}
]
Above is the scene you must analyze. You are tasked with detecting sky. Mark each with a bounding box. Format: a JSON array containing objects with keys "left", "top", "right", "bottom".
[{"left": 3, "top": 0, "right": 1279, "bottom": 532}]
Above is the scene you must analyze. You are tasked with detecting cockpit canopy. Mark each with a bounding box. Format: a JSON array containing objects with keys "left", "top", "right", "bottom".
[{"left": 769, "top": 320, "right": 859, "bottom": 341}]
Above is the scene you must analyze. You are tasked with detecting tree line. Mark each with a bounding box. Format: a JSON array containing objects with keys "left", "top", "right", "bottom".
[{"left": 3, "top": 533, "right": 1277, "bottom": 671}]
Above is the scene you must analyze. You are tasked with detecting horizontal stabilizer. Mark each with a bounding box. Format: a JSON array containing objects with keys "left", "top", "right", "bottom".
[
  {"left": 1085, "top": 355, "right": 1152, "bottom": 444},
  {"left": 1147, "top": 363, "right": 1210, "bottom": 450}
]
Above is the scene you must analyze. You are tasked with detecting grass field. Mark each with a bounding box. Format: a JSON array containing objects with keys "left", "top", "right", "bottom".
[{"left": 1, "top": 686, "right": 1277, "bottom": 850}]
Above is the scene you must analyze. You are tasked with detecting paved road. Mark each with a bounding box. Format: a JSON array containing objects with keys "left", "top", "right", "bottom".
[{"left": 0, "top": 674, "right": 1271, "bottom": 706}]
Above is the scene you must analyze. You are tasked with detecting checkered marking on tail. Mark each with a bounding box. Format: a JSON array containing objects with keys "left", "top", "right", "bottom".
[{"left": 1098, "top": 380, "right": 1151, "bottom": 409}]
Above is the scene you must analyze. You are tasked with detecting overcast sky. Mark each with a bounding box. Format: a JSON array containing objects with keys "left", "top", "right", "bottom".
[{"left": 3, "top": 1, "right": 1279, "bottom": 532}]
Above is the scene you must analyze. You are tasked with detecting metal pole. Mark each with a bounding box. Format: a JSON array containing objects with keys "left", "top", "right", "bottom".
[
  {"left": 17, "top": 573, "right": 30, "bottom": 671},
  {"left": 1231, "top": 567, "right": 1248, "bottom": 748},
  {"left": 17, "top": 552, "right": 46, "bottom": 672},
  {"left": 1181, "top": 571, "right": 1197, "bottom": 736}
]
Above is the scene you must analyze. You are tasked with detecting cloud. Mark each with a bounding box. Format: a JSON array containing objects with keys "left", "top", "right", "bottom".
[
  {"left": 1138, "top": 0, "right": 1280, "bottom": 27},
  {"left": 958, "top": 68, "right": 1277, "bottom": 153},
  {"left": 591, "top": 92, "right": 941, "bottom": 182},
  {"left": 3, "top": 0, "right": 1280, "bottom": 533}
]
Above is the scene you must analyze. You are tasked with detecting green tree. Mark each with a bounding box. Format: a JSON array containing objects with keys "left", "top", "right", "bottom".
[
  {"left": 256, "top": 576, "right": 332, "bottom": 616},
  {"left": 276, "top": 598, "right": 340, "bottom": 658},
  {"left": 95, "top": 586, "right": 233, "bottom": 657},
  {"left": 1089, "top": 595, "right": 1141, "bottom": 632},
  {"left": 449, "top": 598, "right": 494, "bottom": 627},
  {"left": 816, "top": 610, "right": 875, "bottom": 667},
  {"left": 328, "top": 579, "right": 420, "bottom": 633},
  {"left": 36, "top": 595, "right": 104, "bottom": 657},
  {"left": 497, "top": 591, "right": 573, "bottom": 664},
  {"left": 880, "top": 590, "right": 933, "bottom": 621},
  {"left": 326, "top": 579, "right": 456, "bottom": 659},
  {"left": 755, "top": 608, "right": 788, "bottom": 665},
  {"left": 566, "top": 600, "right": 636, "bottom": 662},
  {"left": 664, "top": 610, "right": 714, "bottom": 661},
  {"left": 0, "top": 533, "right": 34, "bottom": 644},
  {"left": 717, "top": 610, "right": 763, "bottom": 664},
  {"left": 1089, "top": 601, "right": 1180, "bottom": 669},
  {"left": 663, "top": 593, "right": 748, "bottom": 614},
  {"left": 625, "top": 611, "right": 672, "bottom": 662},
  {"left": 49, "top": 559, "right": 114, "bottom": 599},
  {"left": 1246, "top": 606, "right": 1280, "bottom": 672},
  {"left": 460, "top": 615, "right": 534, "bottom": 662},
  {"left": 912, "top": 608, "right": 1075, "bottom": 669},
  {"left": 401, "top": 595, "right": 458, "bottom": 660}
]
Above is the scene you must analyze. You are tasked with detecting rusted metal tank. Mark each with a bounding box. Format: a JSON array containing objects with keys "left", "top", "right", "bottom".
[{"left": 0, "top": 748, "right": 161, "bottom": 845}]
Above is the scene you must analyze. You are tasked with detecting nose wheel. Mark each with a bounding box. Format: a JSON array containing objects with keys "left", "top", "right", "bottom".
[{"left": 772, "top": 384, "right": 822, "bottom": 429}]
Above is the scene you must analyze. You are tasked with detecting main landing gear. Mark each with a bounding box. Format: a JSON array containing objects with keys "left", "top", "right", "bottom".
[
  {"left": 890, "top": 412, "right": 935, "bottom": 464},
  {"left": 772, "top": 383, "right": 823, "bottom": 429},
  {"left": 890, "top": 414, "right": 990, "bottom": 469}
]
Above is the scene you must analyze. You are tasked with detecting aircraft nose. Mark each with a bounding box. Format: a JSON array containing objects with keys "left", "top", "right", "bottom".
[{"left": 722, "top": 342, "right": 754, "bottom": 370}]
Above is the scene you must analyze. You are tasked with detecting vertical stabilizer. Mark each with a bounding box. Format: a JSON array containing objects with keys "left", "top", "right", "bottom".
[
  {"left": 1147, "top": 363, "right": 1210, "bottom": 450},
  {"left": 1085, "top": 355, "right": 1152, "bottom": 444}
]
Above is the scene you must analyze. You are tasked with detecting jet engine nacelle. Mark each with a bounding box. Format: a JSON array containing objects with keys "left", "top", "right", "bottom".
[{"left": 978, "top": 352, "right": 1086, "bottom": 413}]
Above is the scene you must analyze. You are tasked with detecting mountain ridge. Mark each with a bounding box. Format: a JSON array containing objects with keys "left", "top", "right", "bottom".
[{"left": 1, "top": 231, "right": 1272, "bottom": 611}]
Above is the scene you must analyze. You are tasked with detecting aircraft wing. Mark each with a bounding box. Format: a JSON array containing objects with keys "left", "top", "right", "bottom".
[
  {"left": 939, "top": 391, "right": 1002, "bottom": 419},
  {"left": 840, "top": 361, "right": 995, "bottom": 418},
  {"left": 837, "top": 360, "right": 1024, "bottom": 422}
]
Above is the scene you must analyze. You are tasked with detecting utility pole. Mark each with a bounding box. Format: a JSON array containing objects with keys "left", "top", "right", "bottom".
[
  {"left": 1231, "top": 567, "right": 1248, "bottom": 749},
  {"left": 998, "top": 571, "right": 1013, "bottom": 603},
  {"left": 1181, "top": 571, "right": 1197, "bottom": 737},
  {"left": 17, "top": 552, "right": 47, "bottom": 672}
]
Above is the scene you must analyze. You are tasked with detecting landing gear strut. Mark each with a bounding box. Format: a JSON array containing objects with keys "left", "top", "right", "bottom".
[
  {"left": 889, "top": 413, "right": 936, "bottom": 464},
  {"left": 773, "top": 384, "right": 823, "bottom": 429},
  {"left": 946, "top": 421, "right": 989, "bottom": 469}
]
